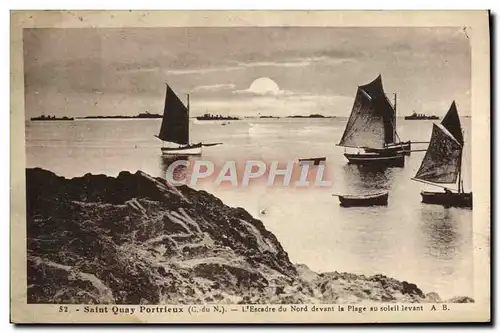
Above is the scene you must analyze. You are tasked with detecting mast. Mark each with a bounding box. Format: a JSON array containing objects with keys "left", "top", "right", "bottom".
[
  {"left": 457, "top": 152, "right": 463, "bottom": 193},
  {"left": 187, "top": 94, "right": 190, "bottom": 145},
  {"left": 393, "top": 93, "right": 397, "bottom": 143},
  {"left": 457, "top": 128, "right": 465, "bottom": 193},
  {"left": 441, "top": 101, "right": 465, "bottom": 193}
]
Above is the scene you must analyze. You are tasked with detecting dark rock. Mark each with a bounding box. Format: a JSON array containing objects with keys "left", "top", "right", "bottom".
[
  {"left": 401, "top": 281, "right": 425, "bottom": 298},
  {"left": 26, "top": 168, "right": 296, "bottom": 304},
  {"left": 26, "top": 168, "right": 473, "bottom": 305},
  {"left": 447, "top": 296, "right": 475, "bottom": 303},
  {"left": 425, "top": 292, "right": 442, "bottom": 302}
]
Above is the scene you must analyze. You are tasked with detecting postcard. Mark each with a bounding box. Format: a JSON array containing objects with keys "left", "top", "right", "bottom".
[{"left": 10, "top": 10, "right": 490, "bottom": 323}]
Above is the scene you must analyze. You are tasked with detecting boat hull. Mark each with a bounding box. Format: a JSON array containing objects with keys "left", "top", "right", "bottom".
[
  {"left": 421, "top": 191, "right": 473, "bottom": 208},
  {"left": 364, "top": 141, "right": 412, "bottom": 155},
  {"left": 161, "top": 144, "right": 202, "bottom": 156},
  {"left": 339, "top": 192, "right": 389, "bottom": 207},
  {"left": 344, "top": 152, "right": 405, "bottom": 167}
]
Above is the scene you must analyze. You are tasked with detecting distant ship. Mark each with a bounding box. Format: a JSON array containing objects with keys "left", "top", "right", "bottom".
[
  {"left": 404, "top": 111, "right": 439, "bottom": 120},
  {"left": 196, "top": 113, "right": 240, "bottom": 121},
  {"left": 30, "top": 115, "right": 74, "bottom": 121},
  {"left": 135, "top": 112, "right": 163, "bottom": 119}
]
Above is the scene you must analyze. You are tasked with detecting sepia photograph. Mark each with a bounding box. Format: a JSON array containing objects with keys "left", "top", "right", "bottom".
[{"left": 10, "top": 10, "right": 490, "bottom": 323}]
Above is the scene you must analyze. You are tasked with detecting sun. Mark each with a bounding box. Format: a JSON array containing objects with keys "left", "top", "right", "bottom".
[{"left": 247, "top": 77, "right": 280, "bottom": 95}]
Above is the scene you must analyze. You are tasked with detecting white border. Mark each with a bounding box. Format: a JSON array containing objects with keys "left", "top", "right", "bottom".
[{"left": 4, "top": 1, "right": 497, "bottom": 332}]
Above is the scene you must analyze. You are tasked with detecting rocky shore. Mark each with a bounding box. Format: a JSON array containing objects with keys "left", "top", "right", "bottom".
[{"left": 26, "top": 168, "right": 474, "bottom": 305}]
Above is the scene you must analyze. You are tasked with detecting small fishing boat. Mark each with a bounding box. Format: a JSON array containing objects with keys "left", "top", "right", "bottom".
[
  {"left": 334, "top": 191, "right": 389, "bottom": 207},
  {"left": 298, "top": 157, "right": 326, "bottom": 165},
  {"left": 411, "top": 101, "right": 472, "bottom": 209},
  {"left": 337, "top": 75, "right": 411, "bottom": 166},
  {"left": 344, "top": 151, "right": 404, "bottom": 167},
  {"left": 420, "top": 191, "right": 472, "bottom": 207},
  {"left": 156, "top": 84, "right": 222, "bottom": 156}
]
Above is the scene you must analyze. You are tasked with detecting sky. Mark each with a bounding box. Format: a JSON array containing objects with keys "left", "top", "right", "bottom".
[{"left": 23, "top": 27, "right": 471, "bottom": 118}]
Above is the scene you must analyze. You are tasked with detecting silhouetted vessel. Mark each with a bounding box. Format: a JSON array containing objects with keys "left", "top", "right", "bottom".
[
  {"left": 136, "top": 112, "right": 162, "bottom": 119},
  {"left": 259, "top": 115, "right": 280, "bottom": 119},
  {"left": 338, "top": 75, "right": 411, "bottom": 167},
  {"left": 404, "top": 111, "right": 439, "bottom": 120},
  {"left": 196, "top": 113, "right": 240, "bottom": 121},
  {"left": 31, "top": 115, "right": 74, "bottom": 121},
  {"left": 155, "top": 85, "right": 222, "bottom": 156},
  {"left": 411, "top": 101, "right": 472, "bottom": 209}
]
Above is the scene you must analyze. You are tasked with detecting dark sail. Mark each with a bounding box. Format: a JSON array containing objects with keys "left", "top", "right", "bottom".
[
  {"left": 441, "top": 101, "right": 464, "bottom": 145},
  {"left": 157, "top": 85, "right": 189, "bottom": 145},
  {"left": 338, "top": 88, "right": 387, "bottom": 148},
  {"left": 414, "top": 123, "right": 463, "bottom": 184},
  {"left": 339, "top": 75, "right": 396, "bottom": 148}
]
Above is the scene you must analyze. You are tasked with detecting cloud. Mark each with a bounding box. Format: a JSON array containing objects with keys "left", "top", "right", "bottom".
[
  {"left": 164, "top": 56, "right": 354, "bottom": 76},
  {"left": 118, "top": 67, "right": 158, "bottom": 74},
  {"left": 237, "top": 60, "right": 312, "bottom": 68},
  {"left": 236, "top": 56, "right": 353, "bottom": 69},
  {"left": 192, "top": 83, "right": 236, "bottom": 92},
  {"left": 165, "top": 66, "right": 243, "bottom": 75},
  {"left": 233, "top": 88, "right": 293, "bottom": 97}
]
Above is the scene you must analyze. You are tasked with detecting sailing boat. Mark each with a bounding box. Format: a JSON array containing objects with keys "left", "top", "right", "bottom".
[
  {"left": 156, "top": 84, "right": 221, "bottom": 156},
  {"left": 337, "top": 75, "right": 411, "bottom": 167},
  {"left": 411, "top": 101, "right": 472, "bottom": 208}
]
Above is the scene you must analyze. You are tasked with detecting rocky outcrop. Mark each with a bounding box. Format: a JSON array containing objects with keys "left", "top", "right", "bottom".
[{"left": 26, "top": 168, "right": 473, "bottom": 305}]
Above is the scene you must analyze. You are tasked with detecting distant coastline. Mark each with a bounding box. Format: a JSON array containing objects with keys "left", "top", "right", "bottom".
[
  {"left": 30, "top": 114, "right": 469, "bottom": 121},
  {"left": 77, "top": 112, "right": 162, "bottom": 120},
  {"left": 286, "top": 114, "right": 335, "bottom": 119}
]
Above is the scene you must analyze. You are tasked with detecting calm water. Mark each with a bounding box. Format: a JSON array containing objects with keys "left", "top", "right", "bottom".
[{"left": 26, "top": 117, "right": 473, "bottom": 299}]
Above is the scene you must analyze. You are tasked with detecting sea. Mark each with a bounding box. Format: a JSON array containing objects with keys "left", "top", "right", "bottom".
[{"left": 25, "top": 117, "right": 473, "bottom": 300}]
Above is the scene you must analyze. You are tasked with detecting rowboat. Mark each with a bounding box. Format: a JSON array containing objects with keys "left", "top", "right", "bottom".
[{"left": 334, "top": 191, "right": 389, "bottom": 207}]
